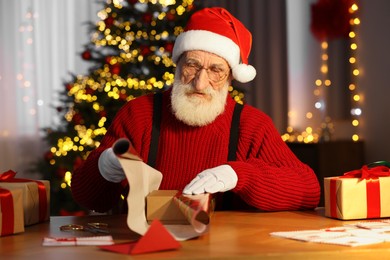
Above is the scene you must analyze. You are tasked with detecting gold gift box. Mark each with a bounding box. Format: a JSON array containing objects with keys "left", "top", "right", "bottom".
[
  {"left": 0, "top": 187, "right": 25, "bottom": 236},
  {"left": 0, "top": 180, "right": 50, "bottom": 226},
  {"left": 324, "top": 176, "right": 390, "bottom": 220}
]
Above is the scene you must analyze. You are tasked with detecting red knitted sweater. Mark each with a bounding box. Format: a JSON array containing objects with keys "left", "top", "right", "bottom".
[{"left": 71, "top": 89, "right": 320, "bottom": 213}]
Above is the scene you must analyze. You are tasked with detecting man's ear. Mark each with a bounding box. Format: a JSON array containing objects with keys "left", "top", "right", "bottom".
[{"left": 228, "top": 71, "right": 234, "bottom": 82}]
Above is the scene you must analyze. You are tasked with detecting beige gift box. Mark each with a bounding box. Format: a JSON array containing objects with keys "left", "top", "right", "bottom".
[
  {"left": 146, "top": 190, "right": 189, "bottom": 224},
  {"left": 324, "top": 176, "right": 390, "bottom": 220},
  {"left": 0, "top": 187, "right": 25, "bottom": 236},
  {"left": 0, "top": 180, "right": 50, "bottom": 226}
]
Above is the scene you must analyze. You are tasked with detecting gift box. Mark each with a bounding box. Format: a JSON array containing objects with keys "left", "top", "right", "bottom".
[
  {"left": 146, "top": 190, "right": 189, "bottom": 224},
  {"left": 0, "top": 187, "right": 25, "bottom": 236},
  {"left": 146, "top": 190, "right": 211, "bottom": 227},
  {"left": 324, "top": 163, "right": 390, "bottom": 220},
  {"left": 0, "top": 170, "right": 50, "bottom": 226}
]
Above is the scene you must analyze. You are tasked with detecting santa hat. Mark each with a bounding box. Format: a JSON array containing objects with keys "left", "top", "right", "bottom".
[{"left": 172, "top": 7, "right": 256, "bottom": 83}]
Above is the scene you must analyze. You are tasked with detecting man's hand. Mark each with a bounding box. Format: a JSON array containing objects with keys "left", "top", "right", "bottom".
[
  {"left": 183, "top": 165, "right": 238, "bottom": 194},
  {"left": 98, "top": 148, "right": 126, "bottom": 183}
]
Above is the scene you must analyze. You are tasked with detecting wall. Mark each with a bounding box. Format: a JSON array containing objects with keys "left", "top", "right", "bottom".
[
  {"left": 286, "top": 0, "right": 390, "bottom": 163},
  {"left": 359, "top": 0, "right": 390, "bottom": 163}
]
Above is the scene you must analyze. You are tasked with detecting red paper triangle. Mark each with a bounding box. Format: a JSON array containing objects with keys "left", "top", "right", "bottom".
[
  {"left": 99, "top": 242, "right": 137, "bottom": 254},
  {"left": 99, "top": 220, "right": 180, "bottom": 255},
  {"left": 131, "top": 219, "right": 181, "bottom": 254}
]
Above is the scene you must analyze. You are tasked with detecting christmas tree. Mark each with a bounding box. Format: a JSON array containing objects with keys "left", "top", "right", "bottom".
[
  {"left": 37, "top": 0, "right": 245, "bottom": 216},
  {"left": 38, "top": 0, "right": 201, "bottom": 216}
]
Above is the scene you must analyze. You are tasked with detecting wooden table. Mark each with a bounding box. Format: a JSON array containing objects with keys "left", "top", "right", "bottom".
[{"left": 2, "top": 209, "right": 390, "bottom": 259}]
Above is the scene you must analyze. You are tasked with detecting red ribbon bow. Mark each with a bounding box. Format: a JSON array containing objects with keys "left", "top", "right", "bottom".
[
  {"left": 343, "top": 165, "right": 390, "bottom": 180},
  {"left": 0, "top": 170, "right": 17, "bottom": 181}
]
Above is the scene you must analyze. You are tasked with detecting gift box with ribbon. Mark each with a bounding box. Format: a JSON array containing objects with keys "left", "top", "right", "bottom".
[
  {"left": 324, "top": 161, "right": 390, "bottom": 220},
  {"left": 0, "top": 170, "right": 50, "bottom": 226},
  {"left": 0, "top": 186, "right": 25, "bottom": 236}
]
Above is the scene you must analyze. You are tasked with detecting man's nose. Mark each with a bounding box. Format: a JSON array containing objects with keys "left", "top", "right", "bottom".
[{"left": 193, "top": 69, "right": 209, "bottom": 91}]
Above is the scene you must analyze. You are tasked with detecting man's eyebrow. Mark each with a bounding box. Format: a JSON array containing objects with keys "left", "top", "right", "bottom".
[
  {"left": 184, "top": 58, "right": 227, "bottom": 69},
  {"left": 184, "top": 57, "right": 200, "bottom": 64}
]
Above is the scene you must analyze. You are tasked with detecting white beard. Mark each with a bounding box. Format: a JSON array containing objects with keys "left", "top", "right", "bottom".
[{"left": 171, "top": 77, "right": 229, "bottom": 127}]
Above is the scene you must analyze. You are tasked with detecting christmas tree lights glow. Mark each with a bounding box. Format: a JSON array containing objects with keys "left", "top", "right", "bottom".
[{"left": 37, "top": 0, "right": 201, "bottom": 215}]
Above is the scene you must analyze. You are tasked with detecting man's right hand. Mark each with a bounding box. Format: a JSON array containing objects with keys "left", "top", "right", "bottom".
[{"left": 98, "top": 148, "right": 126, "bottom": 183}]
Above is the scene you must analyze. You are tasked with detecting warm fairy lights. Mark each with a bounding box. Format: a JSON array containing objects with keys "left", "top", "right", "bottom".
[
  {"left": 348, "top": 3, "right": 361, "bottom": 142},
  {"left": 48, "top": 0, "right": 245, "bottom": 189},
  {"left": 49, "top": 0, "right": 245, "bottom": 168},
  {"left": 283, "top": 1, "right": 361, "bottom": 143}
]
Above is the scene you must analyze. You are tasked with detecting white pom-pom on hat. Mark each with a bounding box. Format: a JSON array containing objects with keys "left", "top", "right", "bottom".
[
  {"left": 232, "top": 64, "right": 256, "bottom": 83},
  {"left": 172, "top": 7, "right": 256, "bottom": 83}
]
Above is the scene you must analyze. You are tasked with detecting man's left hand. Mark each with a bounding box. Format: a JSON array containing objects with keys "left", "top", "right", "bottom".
[{"left": 183, "top": 165, "right": 238, "bottom": 195}]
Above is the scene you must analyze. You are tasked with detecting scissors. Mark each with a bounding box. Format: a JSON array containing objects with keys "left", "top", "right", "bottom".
[{"left": 59, "top": 222, "right": 109, "bottom": 234}]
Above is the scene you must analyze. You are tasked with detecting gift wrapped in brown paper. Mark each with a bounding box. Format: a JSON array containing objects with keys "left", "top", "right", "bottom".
[
  {"left": 147, "top": 190, "right": 189, "bottom": 224},
  {"left": 0, "top": 187, "right": 25, "bottom": 236},
  {"left": 114, "top": 138, "right": 211, "bottom": 240},
  {"left": 0, "top": 170, "right": 50, "bottom": 226},
  {"left": 146, "top": 190, "right": 211, "bottom": 229},
  {"left": 324, "top": 163, "right": 390, "bottom": 220}
]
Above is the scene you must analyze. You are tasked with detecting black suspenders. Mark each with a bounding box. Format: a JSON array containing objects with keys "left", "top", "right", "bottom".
[
  {"left": 147, "top": 92, "right": 163, "bottom": 168},
  {"left": 148, "top": 92, "right": 243, "bottom": 166},
  {"left": 147, "top": 92, "right": 244, "bottom": 210},
  {"left": 228, "top": 102, "right": 243, "bottom": 161}
]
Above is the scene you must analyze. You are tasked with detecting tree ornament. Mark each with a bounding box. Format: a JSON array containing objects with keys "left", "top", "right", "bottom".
[
  {"left": 85, "top": 87, "right": 94, "bottom": 95},
  {"left": 44, "top": 151, "right": 54, "bottom": 161},
  {"left": 73, "top": 157, "right": 84, "bottom": 171},
  {"left": 166, "top": 12, "right": 175, "bottom": 21},
  {"left": 99, "top": 110, "right": 107, "bottom": 118},
  {"left": 119, "top": 92, "right": 128, "bottom": 101},
  {"left": 110, "top": 63, "right": 121, "bottom": 75},
  {"left": 72, "top": 112, "right": 83, "bottom": 125},
  {"left": 81, "top": 50, "right": 92, "bottom": 60},
  {"left": 104, "top": 16, "right": 115, "bottom": 27},
  {"left": 140, "top": 45, "right": 151, "bottom": 56},
  {"left": 105, "top": 56, "right": 112, "bottom": 64},
  {"left": 127, "top": 0, "right": 138, "bottom": 5},
  {"left": 164, "top": 42, "right": 174, "bottom": 53},
  {"left": 65, "top": 83, "right": 73, "bottom": 91},
  {"left": 142, "top": 13, "right": 153, "bottom": 23},
  {"left": 56, "top": 166, "right": 67, "bottom": 178}
]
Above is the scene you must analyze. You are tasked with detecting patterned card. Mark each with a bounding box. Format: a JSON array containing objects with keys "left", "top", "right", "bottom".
[
  {"left": 270, "top": 220, "right": 390, "bottom": 247},
  {"left": 42, "top": 235, "right": 114, "bottom": 246}
]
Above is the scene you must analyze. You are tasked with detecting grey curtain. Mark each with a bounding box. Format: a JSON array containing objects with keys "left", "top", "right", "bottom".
[{"left": 202, "top": 0, "right": 288, "bottom": 133}]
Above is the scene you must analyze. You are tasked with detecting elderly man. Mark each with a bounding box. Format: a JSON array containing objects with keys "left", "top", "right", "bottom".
[{"left": 71, "top": 7, "right": 320, "bottom": 213}]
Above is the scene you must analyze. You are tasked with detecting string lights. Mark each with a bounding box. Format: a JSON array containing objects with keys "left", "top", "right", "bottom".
[
  {"left": 283, "top": 0, "right": 361, "bottom": 144},
  {"left": 37, "top": 0, "right": 203, "bottom": 215},
  {"left": 48, "top": 0, "right": 245, "bottom": 165},
  {"left": 348, "top": 3, "right": 361, "bottom": 142}
]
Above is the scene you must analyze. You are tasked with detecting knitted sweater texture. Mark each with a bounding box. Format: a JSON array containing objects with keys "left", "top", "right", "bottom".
[{"left": 71, "top": 89, "right": 320, "bottom": 212}]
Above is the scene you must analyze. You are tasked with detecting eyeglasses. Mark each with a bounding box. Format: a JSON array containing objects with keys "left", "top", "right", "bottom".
[{"left": 181, "top": 61, "right": 229, "bottom": 84}]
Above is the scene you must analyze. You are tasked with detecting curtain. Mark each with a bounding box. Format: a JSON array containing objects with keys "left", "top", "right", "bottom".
[
  {"left": 203, "top": 0, "right": 288, "bottom": 133},
  {"left": 0, "top": 0, "right": 101, "bottom": 178}
]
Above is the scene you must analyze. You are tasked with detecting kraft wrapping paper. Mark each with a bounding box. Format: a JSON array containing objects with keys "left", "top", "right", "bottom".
[{"left": 114, "top": 138, "right": 210, "bottom": 240}]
